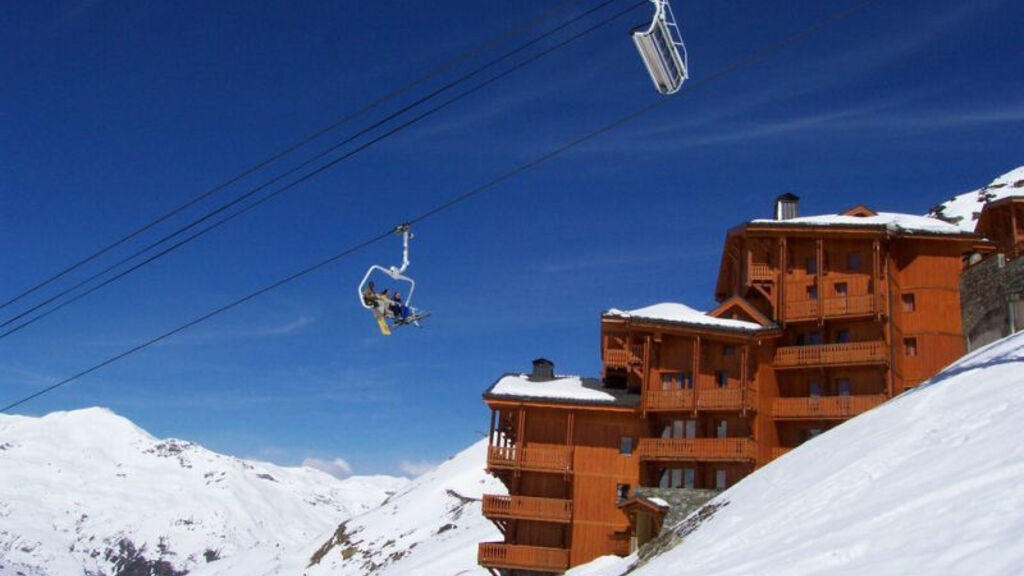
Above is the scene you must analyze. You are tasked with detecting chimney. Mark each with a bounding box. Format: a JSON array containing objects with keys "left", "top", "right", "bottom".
[
  {"left": 529, "top": 358, "right": 555, "bottom": 382},
  {"left": 774, "top": 193, "right": 800, "bottom": 220}
]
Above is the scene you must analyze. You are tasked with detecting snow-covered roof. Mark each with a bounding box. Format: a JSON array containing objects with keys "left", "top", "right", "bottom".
[
  {"left": 487, "top": 374, "right": 620, "bottom": 404},
  {"left": 604, "top": 303, "right": 765, "bottom": 332},
  {"left": 929, "top": 166, "right": 1024, "bottom": 233},
  {"left": 647, "top": 497, "right": 670, "bottom": 508},
  {"left": 750, "top": 211, "right": 967, "bottom": 235}
]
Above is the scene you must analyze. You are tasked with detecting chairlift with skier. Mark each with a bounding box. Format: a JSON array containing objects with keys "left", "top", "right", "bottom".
[
  {"left": 632, "top": 0, "right": 689, "bottom": 95},
  {"left": 357, "top": 224, "right": 429, "bottom": 335}
]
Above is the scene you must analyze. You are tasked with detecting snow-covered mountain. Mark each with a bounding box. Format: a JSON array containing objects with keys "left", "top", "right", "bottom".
[
  {"left": 928, "top": 165, "right": 1024, "bottom": 232},
  {"left": 568, "top": 330, "right": 1024, "bottom": 576},
  {"left": 196, "top": 438, "right": 506, "bottom": 576},
  {"left": 0, "top": 407, "right": 407, "bottom": 576}
]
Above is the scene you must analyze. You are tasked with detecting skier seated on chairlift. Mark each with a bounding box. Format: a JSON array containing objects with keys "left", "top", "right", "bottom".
[
  {"left": 362, "top": 282, "right": 395, "bottom": 318},
  {"left": 390, "top": 292, "right": 411, "bottom": 322}
]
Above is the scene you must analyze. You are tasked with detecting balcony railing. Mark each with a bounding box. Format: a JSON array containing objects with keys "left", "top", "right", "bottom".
[
  {"left": 644, "top": 388, "right": 756, "bottom": 412},
  {"left": 478, "top": 543, "right": 570, "bottom": 573},
  {"left": 785, "top": 295, "right": 875, "bottom": 321},
  {"left": 482, "top": 494, "right": 572, "bottom": 523},
  {"left": 750, "top": 262, "right": 775, "bottom": 282},
  {"left": 604, "top": 343, "right": 645, "bottom": 368},
  {"left": 772, "top": 394, "right": 887, "bottom": 420},
  {"left": 487, "top": 444, "right": 572, "bottom": 474},
  {"left": 636, "top": 438, "right": 757, "bottom": 462},
  {"left": 774, "top": 341, "right": 886, "bottom": 368}
]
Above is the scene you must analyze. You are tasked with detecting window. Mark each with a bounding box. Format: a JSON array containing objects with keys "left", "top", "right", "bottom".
[
  {"left": 723, "top": 345, "right": 735, "bottom": 357},
  {"left": 684, "top": 468, "right": 695, "bottom": 489},
  {"left": 837, "top": 378, "right": 851, "bottom": 397},
  {"left": 847, "top": 252, "right": 862, "bottom": 271},
  {"left": 684, "top": 419, "right": 697, "bottom": 439},
  {"left": 661, "top": 468, "right": 685, "bottom": 488},
  {"left": 905, "top": 337, "right": 918, "bottom": 357},
  {"left": 681, "top": 372, "right": 693, "bottom": 389},
  {"left": 808, "top": 332, "right": 822, "bottom": 345},
  {"left": 809, "top": 381, "right": 821, "bottom": 397},
  {"left": 715, "top": 370, "right": 729, "bottom": 388},
  {"left": 835, "top": 282, "right": 848, "bottom": 296},
  {"left": 836, "top": 330, "right": 850, "bottom": 343},
  {"left": 807, "top": 256, "right": 817, "bottom": 274},
  {"left": 902, "top": 293, "right": 916, "bottom": 312},
  {"left": 716, "top": 420, "right": 728, "bottom": 439},
  {"left": 807, "top": 285, "right": 818, "bottom": 300},
  {"left": 715, "top": 470, "right": 727, "bottom": 490},
  {"left": 807, "top": 428, "right": 823, "bottom": 440},
  {"left": 617, "top": 484, "right": 631, "bottom": 503},
  {"left": 620, "top": 437, "right": 633, "bottom": 455}
]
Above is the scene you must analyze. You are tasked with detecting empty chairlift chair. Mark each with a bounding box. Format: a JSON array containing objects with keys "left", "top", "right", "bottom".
[{"left": 632, "top": 0, "right": 689, "bottom": 95}]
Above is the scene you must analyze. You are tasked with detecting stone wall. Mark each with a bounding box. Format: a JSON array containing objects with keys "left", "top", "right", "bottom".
[
  {"left": 960, "top": 254, "right": 1024, "bottom": 351},
  {"left": 635, "top": 487, "right": 719, "bottom": 529}
]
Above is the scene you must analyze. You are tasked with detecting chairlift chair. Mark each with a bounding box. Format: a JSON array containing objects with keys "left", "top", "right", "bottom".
[
  {"left": 632, "top": 0, "right": 689, "bottom": 95},
  {"left": 357, "top": 224, "right": 428, "bottom": 334}
]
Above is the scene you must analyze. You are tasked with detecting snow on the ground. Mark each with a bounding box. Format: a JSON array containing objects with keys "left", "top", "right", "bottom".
[
  {"left": 489, "top": 374, "right": 617, "bottom": 402},
  {"left": 605, "top": 303, "right": 763, "bottom": 330},
  {"left": 0, "top": 407, "right": 407, "bottom": 576},
  {"left": 929, "top": 165, "right": 1024, "bottom": 232},
  {"left": 569, "top": 330, "right": 1024, "bottom": 576},
  {"left": 198, "top": 438, "right": 505, "bottom": 576},
  {"left": 751, "top": 211, "right": 966, "bottom": 235}
]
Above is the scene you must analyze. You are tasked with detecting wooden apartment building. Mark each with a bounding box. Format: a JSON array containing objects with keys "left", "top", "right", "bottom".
[{"left": 478, "top": 195, "right": 987, "bottom": 575}]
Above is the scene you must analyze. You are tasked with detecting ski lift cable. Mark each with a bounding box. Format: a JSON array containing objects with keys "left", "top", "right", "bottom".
[
  {"left": 0, "top": 0, "right": 638, "bottom": 337},
  {"left": 0, "top": 0, "right": 598, "bottom": 314},
  {"left": 0, "top": 0, "right": 887, "bottom": 414}
]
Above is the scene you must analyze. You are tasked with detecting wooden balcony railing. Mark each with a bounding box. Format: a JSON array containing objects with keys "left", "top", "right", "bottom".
[
  {"left": 785, "top": 295, "right": 875, "bottom": 321},
  {"left": 487, "top": 444, "right": 572, "bottom": 474},
  {"left": 774, "top": 341, "right": 887, "bottom": 368},
  {"left": 636, "top": 438, "right": 757, "bottom": 462},
  {"left": 478, "top": 543, "right": 570, "bottom": 573},
  {"left": 644, "top": 388, "right": 756, "bottom": 412},
  {"left": 772, "top": 394, "right": 887, "bottom": 420},
  {"left": 604, "top": 343, "right": 645, "bottom": 368},
  {"left": 482, "top": 494, "right": 572, "bottom": 523},
  {"left": 645, "top": 389, "right": 694, "bottom": 411},
  {"left": 750, "top": 262, "right": 775, "bottom": 282}
]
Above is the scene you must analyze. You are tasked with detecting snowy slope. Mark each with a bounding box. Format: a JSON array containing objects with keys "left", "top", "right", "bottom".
[
  {"left": 200, "top": 438, "right": 505, "bottom": 576},
  {"left": 929, "top": 165, "right": 1024, "bottom": 232},
  {"left": 0, "top": 407, "right": 407, "bottom": 576},
  {"left": 568, "top": 330, "right": 1024, "bottom": 576}
]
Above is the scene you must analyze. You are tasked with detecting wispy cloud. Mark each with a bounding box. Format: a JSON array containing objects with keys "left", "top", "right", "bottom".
[{"left": 303, "top": 457, "right": 354, "bottom": 478}]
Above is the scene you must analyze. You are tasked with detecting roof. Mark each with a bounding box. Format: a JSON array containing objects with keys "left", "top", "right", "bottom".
[
  {"left": 748, "top": 211, "right": 969, "bottom": 236},
  {"left": 483, "top": 373, "right": 641, "bottom": 408},
  {"left": 603, "top": 302, "right": 774, "bottom": 334}
]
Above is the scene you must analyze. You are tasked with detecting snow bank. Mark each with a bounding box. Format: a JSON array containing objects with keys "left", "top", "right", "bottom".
[{"left": 930, "top": 165, "right": 1024, "bottom": 232}]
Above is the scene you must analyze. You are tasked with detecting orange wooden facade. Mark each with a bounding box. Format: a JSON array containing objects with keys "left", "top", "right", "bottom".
[{"left": 480, "top": 203, "right": 984, "bottom": 574}]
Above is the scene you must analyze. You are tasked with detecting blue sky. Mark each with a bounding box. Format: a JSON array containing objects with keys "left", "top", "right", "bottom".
[{"left": 1, "top": 0, "right": 1022, "bottom": 477}]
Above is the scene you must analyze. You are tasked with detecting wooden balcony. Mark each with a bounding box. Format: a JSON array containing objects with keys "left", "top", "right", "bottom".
[
  {"left": 478, "top": 542, "right": 569, "bottom": 573},
  {"left": 785, "top": 295, "right": 875, "bottom": 321},
  {"left": 644, "top": 388, "right": 756, "bottom": 412},
  {"left": 750, "top": 262, "right": 775, "bottom": 282},
  {"left": 772, "top": 394, "right": 887, "bottom": 420},
  {"left": 774, "top": 341, "right": 887, "bottom": 369},
  {"left": 604, "top": 343, "right": 645, "bottom": 368},
  {"left": 645, "top": 389, "right": 694, "bottom": 411},
  {"left": 482, "top": 494, "right": 572, "bottom": 524},
  {"left": 637, "top": 438, "right": 757, "bottom": 462},
  {"left": 487, "top": 444, "right": 572, "bottom": 474}
]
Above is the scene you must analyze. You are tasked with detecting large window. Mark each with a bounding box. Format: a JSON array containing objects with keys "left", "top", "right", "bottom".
[
  {"left": 809, "top": 381, "right": 822, "bottom": 397},
  {"left": 847, "top": 252, "right": 862, "bottom": 271},
  {"left": 807, "top": 256, "right": 817, "bottom": 274},
  {"left": 715, "top": 370, "right": 729, "bottom": 388},
  {"left": 837, "top": 378, "right": 851, "bottom": 397},
  {"left": 715, "top": 470, "right": 727, "bottom": 490},
  {"left": 620, "top": 437, "right": 633, "bottom": 455}
]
